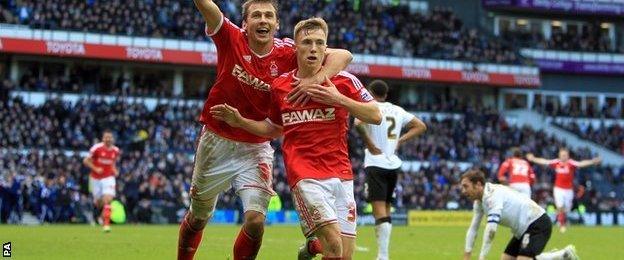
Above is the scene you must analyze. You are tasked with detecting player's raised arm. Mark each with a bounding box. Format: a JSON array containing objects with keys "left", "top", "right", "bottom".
[
  {"left": 397, "top": 117, "right": 426, "bottom": 147},
  {"left": 354, "top": 118, "right": 382, "bottom": 155},
  {"left": 526, "top": 153, "right": 552, "bottom": 166},
  {"left": 210, "top": 103, "right": 282, "bottom": 138},
  {"left": 575, "top": 156, "right": 602, "bottom": 168},
  {"left": 193, "top": 0, "right": 223, "bottom": 32}
]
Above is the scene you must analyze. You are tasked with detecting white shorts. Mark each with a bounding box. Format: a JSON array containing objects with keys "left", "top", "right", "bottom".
[
  {"left": 90, "top": 176, "right": 116, "bottom": 200},
  {"left": 190, "top": 127, "right": 275, "bottom": 219},
  {"left": 292, "top": 178, "right": 357, "bottom": 238},
  {"left": 337, "top": 180, "right": 357, "bottom": 238},
  {"left": 553, "top": 187, "right": 574, "bottom": 212},
  {"left": 510, "top": 183, "right": 531, "bottom": 198}
]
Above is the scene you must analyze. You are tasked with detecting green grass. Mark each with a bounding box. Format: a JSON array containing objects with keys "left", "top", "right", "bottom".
[{"left": 0, "top": 225, "right": 622, "bottom": 259}]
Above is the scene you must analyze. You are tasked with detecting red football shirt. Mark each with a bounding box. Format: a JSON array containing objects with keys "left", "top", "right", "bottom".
[
  {"left": 268, "top": 70, "right": 374, "bottom": 187},
  {"left": 548, "top": 159, "right": 579, "bottom": 189},
  {"left": 498, "top": 158, "right": 534, "bottom": 184},
  {"left": 88, "top": 143, "right": 120, "bottom": 179},
  {"left": 200, "top": 15, "right": 297, "bottom": 143}
]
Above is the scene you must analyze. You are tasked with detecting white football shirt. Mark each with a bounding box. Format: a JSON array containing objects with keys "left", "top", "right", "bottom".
[
  {"left": 474, "top": 183, "right": 545, "bottom": 238},
  {"left": 363, "top": 102, "right": 415, "bottom": 170}
]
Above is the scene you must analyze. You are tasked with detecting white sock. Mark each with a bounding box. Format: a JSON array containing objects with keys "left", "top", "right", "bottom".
[
  {"left": 375, "top": 222, "right": 392, "bottom": 260},
  {"left": 535, "top": 248, "right": 567, "bottom": 260}
]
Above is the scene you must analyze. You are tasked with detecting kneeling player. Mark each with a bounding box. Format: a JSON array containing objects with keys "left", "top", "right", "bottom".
[
  {"left": 211, "top": 17, "right": 381, "bottom": 260},
  {"left": 460, "top": 170, "right": 579, "bottom": 260}
]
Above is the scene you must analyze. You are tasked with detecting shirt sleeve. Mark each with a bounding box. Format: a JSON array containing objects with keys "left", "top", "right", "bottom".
[
  {"left": 568, "top": 159, "right": 580, "bottom": 169},
  {"left": 548, "top": 159, "right": 559, "bottom": 169},
  {"left": 485, "top": 191, "right": 503, "bottom": 224},
  {"left": 206, "top": 14, "right": 242, "bottom": 50},
  {"left": 281, "top": 38, "right": 298, "bottom": 71},
  {"left": 88, "top": 145, "right": 98, "bottom": 159},
  {"left": 400, "top": 106, "right": 416, "bottom": 127},
  {"left": 337, "top": 73, "right": 374, "bottom": 103},
  {"left": 465, "top": 200, "right": 483, "bottom": 252},
  {"left": 498, "top": 160, "right": 510, "bottom": 179}
]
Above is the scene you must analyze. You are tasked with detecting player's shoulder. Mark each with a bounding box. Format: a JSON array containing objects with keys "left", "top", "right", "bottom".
[
  {"left": 273, "top": 37, "right": 295, "bottom": 53},
  {"left": 333, "top": 71, "right": 364, "bottom": 89},
  {"left": 271, "top": 70, "right": 296, "bottom": 89},
  {"left": 112, "top": 145, "right": 121, "bottom": 153},
  {"left": 90, "top": 142, "right": 105, "bottom": 151}
]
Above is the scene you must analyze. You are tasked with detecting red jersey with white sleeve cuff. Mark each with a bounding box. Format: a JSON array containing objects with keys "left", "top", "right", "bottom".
[
  {"left": 267, "top": 70, "right": 374, "bottom": 188},
  {"left": 88, "top": 143, "right": 120, "bottom": 180},
  {"left": 200, "top": 14, "right": 297, "bottom": 143},
  {"left": 498, "top": 158, "right": 534, "bottom": 185},
  {"left": 548, "top": 159, "right": 579, "bottom": 189}
]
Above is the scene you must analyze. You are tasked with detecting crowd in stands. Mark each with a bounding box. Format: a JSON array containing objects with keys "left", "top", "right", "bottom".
[
  {"left": 11, "top": 68, "right": 173, "bottom": 97},
  {"left": 0, "top": 0, "right": 521, "bottom": 64},
  {"left": 556, "top": 122, "right": 624, "bottom": 156},
  {"left": 2, "top": 93, "right": 622, "bottom": 224},
  {"left": 534, "top": 99, "right": 623, "bottom": 119},
  {"left": 502, "top": 22, "right": 618, "bottom": 53}
]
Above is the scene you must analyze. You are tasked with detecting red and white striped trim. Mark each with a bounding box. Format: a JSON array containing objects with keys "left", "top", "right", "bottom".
[
  {"left": 242, "top": 184, "right": 275, "bottom": 195},
  {"left": 305, "top": 219, "right": 338, "bottom": 238},
  {"left": 338, "top": 71, "right": 365, "bottom": 90},
  {"left": 340, "top": 232, "right": 357, "bottom": 238},
  {"left": 293, "top": 187, "right": 314, "bottom": 230}
]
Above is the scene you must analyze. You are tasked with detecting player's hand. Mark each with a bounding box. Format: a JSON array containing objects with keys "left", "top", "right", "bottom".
[
  {"left": 526, "top": 153, "right": 535, "bottom": 161},
  {"left": 113, "top": 167, "right": 119, "bottom": 177},
  {"left": 463, "top": 251, "right": 471, "bottom": 260},
  {"left": 210, "top": 103, "right": 244, "bottom": 128},
  {"left": 305, "top": 76, "right": 345, "bottom": 106},
  {"left": 287, "top": 75, "right": 321, "bottom": 107},
  {"left": 593, "top": 156, "right": 602, "bottom": 165},
  {"left": 368, "top": 145, "right": 382, "bottom": 155},
  {"left": 94, "top": 167, "right": 103, "bottom": 174}
]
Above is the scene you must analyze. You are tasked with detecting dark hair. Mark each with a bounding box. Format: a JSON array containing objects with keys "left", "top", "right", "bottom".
[
  {"left": 368, "top": 80, "right": 389, "bottom": 97},
  {"left": 511, "top": 147, "right": 522, "bottom": 157},
  {"left": 461, "top": 170, "right": 486, "bottom": 186},
  {"left": 242, "top": 0, "right": 279, "bottom": 21}
]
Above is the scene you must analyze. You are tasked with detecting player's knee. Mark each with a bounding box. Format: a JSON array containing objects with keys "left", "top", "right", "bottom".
[
  {"left": 186, "top": 211, "right": 208, "bottom": 230},
  {"left": 243, "top": 211, "right": 266, "bottom": 237},
  {"left": 188, "top": 198, "right": 217, "bottom": 230}
]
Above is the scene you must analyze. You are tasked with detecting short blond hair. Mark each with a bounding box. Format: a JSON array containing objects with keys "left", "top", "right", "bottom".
[{"left": 293, "top": 17, "right": 328, "bottom": 41}]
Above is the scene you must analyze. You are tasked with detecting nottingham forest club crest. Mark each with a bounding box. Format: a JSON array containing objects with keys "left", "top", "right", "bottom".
[{"left": 270, "top": 61, "right": 279, "bottom": 77}]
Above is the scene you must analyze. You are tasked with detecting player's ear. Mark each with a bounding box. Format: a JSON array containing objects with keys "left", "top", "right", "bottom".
[{"left": 242, "top": 20, "right": 247, "bottom": 30}]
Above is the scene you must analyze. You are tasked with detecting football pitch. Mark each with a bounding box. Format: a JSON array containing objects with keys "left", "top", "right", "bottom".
[{"left": 1, "top": 225, "right": 622, "bottom": 259}]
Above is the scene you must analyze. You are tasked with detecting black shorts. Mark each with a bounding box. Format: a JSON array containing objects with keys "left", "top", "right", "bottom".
[
  {"left": 365, "top": 166, "right": 399, "bottom": 203},
  {"left": 504, "top": 214, "right": 552, "bottom": 258}
]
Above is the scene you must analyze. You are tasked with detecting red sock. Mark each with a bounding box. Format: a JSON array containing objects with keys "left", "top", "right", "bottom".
[
  {"left": 558, "top": 212, "right": 567, "bottom": 226},
  {"left": 321, "top": 257, "right": 343, "bottom": 260},
  {"left": 308, "top": 238, "right": 323, "bottom": 255},
  {"left": 103, "top": 204, "right": 111, "bottom": 226},
  {"left": 178, "top": 214, "right": 204, "bottom": 260},
  {"left": 233, "top": 228, "right": 262, "bottom": 260}
]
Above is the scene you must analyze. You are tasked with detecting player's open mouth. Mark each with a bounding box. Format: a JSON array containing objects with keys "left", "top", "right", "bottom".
[
  {"left": 256, "top": 28, "right": 270, "bottom": 35},
  {"left": 307, "top": 56, "right": 318, "bottom": 61}
]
